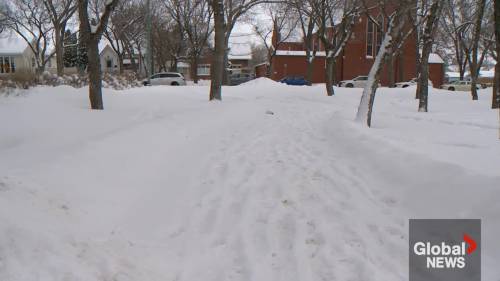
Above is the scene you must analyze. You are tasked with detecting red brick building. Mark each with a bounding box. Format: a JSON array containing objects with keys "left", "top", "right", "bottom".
[{"left": 256, "top": 5, "right": 445, "bottom": 87}]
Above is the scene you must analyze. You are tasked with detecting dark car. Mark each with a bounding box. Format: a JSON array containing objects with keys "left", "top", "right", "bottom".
[
  {"left": 279, "top": 76, "right": 311, "bottom": 86},
  {"left": 230, "top": 73, "right": 254, "bottom": 86}
]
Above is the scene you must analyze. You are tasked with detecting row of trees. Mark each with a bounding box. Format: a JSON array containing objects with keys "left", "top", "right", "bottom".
[
  {"left": 1, "top": 0, "right": 499, "bottom": 126},
  {"left": 242, "top": 0, "right": 499, "bottom": 125}
]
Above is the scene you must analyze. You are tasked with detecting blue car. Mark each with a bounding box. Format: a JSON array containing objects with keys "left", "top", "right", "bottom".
[{"left": 279, "top": 76, "right": 311, "bottom": 86}]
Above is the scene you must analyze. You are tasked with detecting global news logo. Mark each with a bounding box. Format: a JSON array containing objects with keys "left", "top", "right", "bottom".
[
  {"left": 412, "top": 234, "right": 477, "bottom": 269},
  {"left": 409, "top": 219, "right": 481, "bottom": 281}
]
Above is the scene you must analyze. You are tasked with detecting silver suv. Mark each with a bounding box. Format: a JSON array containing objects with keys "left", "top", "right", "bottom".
[{"left": 143, "top": 72, "right": 186, "bottom": 86}]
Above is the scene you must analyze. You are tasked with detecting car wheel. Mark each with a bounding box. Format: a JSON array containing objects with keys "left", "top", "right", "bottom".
[
  {"left": 448, "top": 87, "right": 455, "bottom": 91},
  {"left": 346, "top": 83, "right": 354, "bottom": 88},
  {"left": 143, "top": 81, "right": 148, "bottom": 86},
  {"left": 402, "top": 85, "right": 409, "bottom": 88},
  {"left": 171, "top": 82, "right": 179, "bottom": 86}
]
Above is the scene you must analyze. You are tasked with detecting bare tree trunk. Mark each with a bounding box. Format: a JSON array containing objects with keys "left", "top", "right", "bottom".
[
  {"left": 54, "top": 26, "right": 65, "bottom": 76},
  {"left": 305, "top": 54, "right": 314, "bottom": 85},
  {"left": 356, "top": 4, "right": 411, "bottom": 127},
  {"left": 87, "top": 38, "right": 103, "bottom": 109},
  {"left": 493, "top": 0, "right": 500, "bottom": 109},
  {"left": 494, "top": 62, "right": 499, "bottom": 108},
  {"left": 222, "top": 34, "right": 231, "bottom": 86},
  {"left": 470, "top": 0, "right": 486, "bottom": 100},
  {"left": 209, "top": 0, "right": 224, "bottom": 101},
  {"left": 266, "top": 51, "right": 275, "bottom": 78},
  {"left": 325, "top": 56, "right": 335, "bottom": 96},
  {"left": 417, "top": 0, "right": 441, "bottom": 112},
  {"left": 191, "top": 56, "right": 199, "bottom": 84},
  {"left": 118, "top": 54, "right": 124, "bottom": 74},
  {"left": 418, "top": 54, "right": 431, "bottom": 112},
  {"left": 77, "top": 0, "right": 117, "bottom": 110}
]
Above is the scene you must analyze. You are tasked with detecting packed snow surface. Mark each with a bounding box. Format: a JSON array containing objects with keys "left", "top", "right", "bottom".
[{"left": 0, "top": 80, "right": 499, "bottom": 281}]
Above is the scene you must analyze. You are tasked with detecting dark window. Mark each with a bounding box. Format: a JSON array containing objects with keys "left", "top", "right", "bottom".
[
  {"left": 106, "top": 59, "right": 112, "bottom": 68},
  {"left": 367, "top": 20, "right": 374, "bottom": 57}
]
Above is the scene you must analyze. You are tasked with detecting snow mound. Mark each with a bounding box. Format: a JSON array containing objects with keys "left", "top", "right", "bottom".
[
  {"left": 1, "top": 85, "right": 499, "bottom": 281},
  {"left": 240, "top": 77, "right": 282, "bottom": 87}
]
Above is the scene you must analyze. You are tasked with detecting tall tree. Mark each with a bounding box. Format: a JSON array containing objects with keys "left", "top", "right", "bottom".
[
  {"left": 43, "top": 0, "right": 77, "bottom": 76},
  {"left": 210, "top": 0, "right": 270, "bottom": 100},
  {"left": 252, "top": 2, "right": 299, "bottom": 78},
  {"left": 221, "top": 0, "right": 274, "bottom": 85},
  {"left": 356, "top": 0, "right": 415, "bottom": 127},
  {"left": 494, "top": 0, "right": 500, "bottom": 109},
  {"left": 77, "top": 0, "right": 118, "bottom": 110},
  {"left": 467, "top": 0, "right": 487, "bottom": 100},
  {"left": 439, "top": 0, "right": 473, "bottom": 80},
  {"left": 417, "top": 0, "right": 442, "bottom": 112},
  {"left": 104, "top": 0, "right": 138, "bottom": 74},
  {"left": 291, "top": 0, "right": 317, "bottom": 84},
  {"left": 210, "top": 0, "right": 225, "bottom": 100},
  {"left": 165, "top": 0, "right": 212, "bottom": 83},
  {"left": 312, "top": 0, "right": 359, "bottom": 96}
]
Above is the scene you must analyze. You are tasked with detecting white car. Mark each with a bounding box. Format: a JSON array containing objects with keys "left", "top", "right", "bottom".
[
  {"left": 441, "top": 80, "right": 479, "bottom": 91},
  {"left": 143, "top": 72, "right": 186, "bottom": 86},
  {"left": 395, "top": 78, "right": 433, "bottom": 88},
  {"left": 338, "top": 76, "right": 381, "bottom": 88}
]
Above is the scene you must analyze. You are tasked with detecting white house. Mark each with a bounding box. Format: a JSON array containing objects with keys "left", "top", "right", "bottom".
[
  {"left": 99, "top": 44, "right": 120, "bottom": 74},
  {"left": 0, "top": 36, "right": 57, "bottom": 77}
]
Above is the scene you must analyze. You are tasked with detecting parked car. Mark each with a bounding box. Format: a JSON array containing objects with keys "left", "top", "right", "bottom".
[
  {"left": 279, "top": 76, "right": 311, "bottom": 86},
  {"left": 395, "top": 78, "right": 433, "bottom": 88},
  {"left": 230, "top": 73, "right": 254, "bottom": 86},
  {"left": 338, "top": 76, "right": 380, "bottom": 88},
  {"left": 143, "top": 72, "right": 186, "bottom": 86},
  {"left": 441, "top": 80, "right": 480, "bottom": 91}
]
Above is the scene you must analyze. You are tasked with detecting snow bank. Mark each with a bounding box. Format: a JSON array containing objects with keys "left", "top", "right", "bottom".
[
  {"left": 0, "top": 84, "right": 499, "bottom": 281},
  {"left": 239, "top": 77, "right": 282, "bottom": 87}
]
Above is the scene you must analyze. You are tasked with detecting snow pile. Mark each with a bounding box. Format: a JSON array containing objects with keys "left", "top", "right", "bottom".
[
  {"left": 239, "top": 77, "right": 282, "bottom": 87},
  {"left": 0, "top": 84, "right": 499, "bottom": 281}
]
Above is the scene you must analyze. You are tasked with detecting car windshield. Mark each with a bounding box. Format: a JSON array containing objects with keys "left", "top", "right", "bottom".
[{"left": 355, "top": 76, "right": 368, "bottom": 81}]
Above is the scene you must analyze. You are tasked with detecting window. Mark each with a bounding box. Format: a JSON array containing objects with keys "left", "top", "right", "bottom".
[
  {"left": 0, "top": 56, "right": 15, "bottom": 73},
  {"left": 231, "top": 64, "right": 242, "bottom": 74},
  {"left": 197, "top": 64, "right": 210, "bottom": 76},
  {"left": 366, "top": 19, "right": 374, "bottom": 57},
  {"left": 106, "top": 59, "right": 112, "bottom": 68}
]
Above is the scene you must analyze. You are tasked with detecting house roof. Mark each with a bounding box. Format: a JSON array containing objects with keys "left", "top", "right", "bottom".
[
  {"left": 428, "top": 53, "right": 444, "bottom": 64},
  {"left": 0, "top": 36, "right": 28, "bottom": 55},
  {"left": 275, "top": 50, "right": 326, "bottom": 57},
  {"left": 228, "top": 35, "right": 252, "bottom": 61}
]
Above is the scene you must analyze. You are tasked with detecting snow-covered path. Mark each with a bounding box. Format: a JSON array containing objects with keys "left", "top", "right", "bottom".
[{"left": 1, "top": 81, "right": 499, "bottom": 281}]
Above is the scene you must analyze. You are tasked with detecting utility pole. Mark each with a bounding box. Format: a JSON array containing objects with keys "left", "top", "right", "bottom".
[{"left": 146, "top": 0, "right": 152, "bottom": 84}]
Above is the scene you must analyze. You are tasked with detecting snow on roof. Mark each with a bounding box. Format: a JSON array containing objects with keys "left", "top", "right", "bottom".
[
  {"left": 479, "top": 70, "right": 495, "bottom": 78},
  {"left": 228, "top": 54, "right": 252, "bottom": 60},
  {"left": 228, "top": 34, "right": 252, "bottom": 61},
  {"left": 446, "top": 72, "right": 460, "bottom": 78},
  {"left": 275, "top": 50, "right": 326, "bottom": 57},
  {"left": 0, "top": 36, "right": 28, "bottom": 55},
  {"left": 429, "top": 53, "right": 444, "bottom": 64}
]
